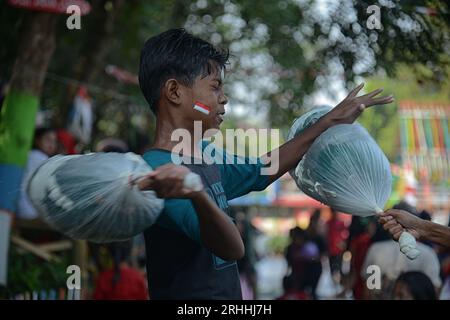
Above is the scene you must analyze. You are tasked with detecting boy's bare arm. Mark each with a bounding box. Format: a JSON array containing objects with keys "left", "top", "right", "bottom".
[
  {"left": 138, "top": 164, "right": 244, "bottom": 261},
  {"left": 190, "top": 191, "right": 244, "bottom": 261},
  {"left": 262, "top": 83, "right": 394, "bottom": 184}
]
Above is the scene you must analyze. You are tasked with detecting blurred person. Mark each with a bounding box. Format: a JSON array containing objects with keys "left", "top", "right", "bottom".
[
  {"left": 17, "top": 127, "right": 57, "bottom": 220},
  {"left": 417, "top": 210, "right": 434, "bottom": 247},
  {"left": 346, "top": 216, "right": 373, "bottom": 299},
  {"left": 393, "top": 271, "right": 437, "bottom": 300},
  {"left": 93, "top": 240, "right": 148, "bottom": 300},
  {"left": 379, "top": 209, "right": 450, "bottom": 248},
  {"left": 438, "top": 252, "right": 450, "bottom": 300},
  {"left": 285, "top": 227, "right": 321, "bottom": 298},
  {"left": 326, "top": 209, "right": 348, "bottom": 280},
  {"left": 306, "top": 209, "right": 327, "bottom": 257},
  {"left": 276, "top": 275, "right": 311, "bottom": 300},
  {"left": 56, "top": 128, "right": 78, "bottom": 154},
  {"left": 361, "top": 222, "right": 441, "bottom": 299},
  {"left": 419, "top": 210, "right": 432, "bottom": 221},
  {"left": 306, "top": 210, "right": 326, "bottom": 299},
  {"left": 95, "top": 138, "right": 128, "bottom": 153},
  {"left": 235, "top": 211, "right": 257, "bottom": 300},
  {"left": 392, "top": 200, "right": 418, "bottom": 215},
  {"left": 439, "top": 217, "right": 450, "bottom": 299}
]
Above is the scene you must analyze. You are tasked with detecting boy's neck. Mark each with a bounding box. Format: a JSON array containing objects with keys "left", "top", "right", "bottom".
[{"left": 152, "top": 116, "right": 202, "bottom": 158}]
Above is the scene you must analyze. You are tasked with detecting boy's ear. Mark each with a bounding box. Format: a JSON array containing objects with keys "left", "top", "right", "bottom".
[{"left": 163, "top": 79, "right": 184, "bottom": 105}]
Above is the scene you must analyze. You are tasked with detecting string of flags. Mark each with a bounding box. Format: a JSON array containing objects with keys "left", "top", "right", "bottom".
[{"left": 399, "top": 101, "right": 450, "bottom": 186}]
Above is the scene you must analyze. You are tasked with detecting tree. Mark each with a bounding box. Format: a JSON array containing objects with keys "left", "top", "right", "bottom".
[
  {"left": 0, "top": 11, "right": 58, "bottom": 213},
  {"left": 183, "top": 0, "right": 449, "bottom": 127},
  {"left": 2, "top": 0, "right": 449, "bottom": 161},
  {"left": 0, "top": 7, "right": 59, "bottom": 288}
]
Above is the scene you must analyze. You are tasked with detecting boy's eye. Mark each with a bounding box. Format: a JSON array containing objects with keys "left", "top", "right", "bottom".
[{"left": 211, "top": 80, "right": 222, "bottom": 90}]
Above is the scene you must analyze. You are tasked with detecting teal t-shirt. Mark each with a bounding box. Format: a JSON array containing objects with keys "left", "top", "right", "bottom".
[{"left": 142, "top": 141, "right": 269, "bottom": 299}]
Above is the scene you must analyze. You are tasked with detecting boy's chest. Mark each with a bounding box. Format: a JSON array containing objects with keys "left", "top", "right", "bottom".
[{"left": 184, "top": 163, "right": 229, "bottom": 213}]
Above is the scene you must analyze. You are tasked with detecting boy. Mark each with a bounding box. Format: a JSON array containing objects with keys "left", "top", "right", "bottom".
[{"left": 137, "top": 28, "right": 393, "bottom": 299}]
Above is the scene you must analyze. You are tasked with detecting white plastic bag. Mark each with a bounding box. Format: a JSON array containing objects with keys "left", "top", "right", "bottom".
[
  {"left": 288, "top": 107, "right": 420, "bottom": 259},
  {"left": 27, "top": 152, "right": 164, "bottom": 243}
]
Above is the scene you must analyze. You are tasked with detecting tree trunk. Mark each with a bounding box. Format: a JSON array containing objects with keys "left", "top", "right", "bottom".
[
  {"left": 0, "top": 12, "right": 57, "bottom": 213},
  {"left": 9, "top": 12, "right": 57, "bottom": 95}
]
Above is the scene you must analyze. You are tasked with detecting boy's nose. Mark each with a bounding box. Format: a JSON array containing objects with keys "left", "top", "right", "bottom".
[{"left": 220, "top": 93, "right": 228, "bottom": 106}]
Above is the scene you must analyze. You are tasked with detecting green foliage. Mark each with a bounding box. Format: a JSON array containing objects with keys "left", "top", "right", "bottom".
[
  {"left": 1, "top": 0, "right": 448, "bottom": 146},
  {"left": 5, "top": 246, "right": 69, "bottom": 296}
]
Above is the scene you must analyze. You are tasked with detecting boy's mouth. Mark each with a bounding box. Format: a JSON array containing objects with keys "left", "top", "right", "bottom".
[{"left": 216, "top": 112, "right": 224, "bottom": 124}]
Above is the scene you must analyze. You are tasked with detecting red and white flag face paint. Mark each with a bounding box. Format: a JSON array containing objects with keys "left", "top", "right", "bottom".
[{"left": 193, "top": 101, "right": 211, "bottom": 115}]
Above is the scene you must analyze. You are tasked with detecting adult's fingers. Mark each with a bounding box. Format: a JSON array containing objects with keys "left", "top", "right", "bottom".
[
  {"left": 389, "top": 225, "right": 404, "bottom": 236},
  {"left": 379, "top": 215, "right": 393, "bottom": 224},
  {"left": 393, "top": 230, "right": 403, "bottom": 241},
  {"left": 383, "top": 219, "right": 399, "bottom": 231}
]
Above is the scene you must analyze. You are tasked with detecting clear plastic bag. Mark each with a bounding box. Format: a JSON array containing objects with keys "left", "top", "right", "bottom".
[
  {"left": 288, "top": 107, "right": 420, "bottom": 259},
  {"left": 27, "top": 152, "right": 164, "bottom": 243},
  {"left": 288, "top": 106, "right": 391, "bottom": 216}
]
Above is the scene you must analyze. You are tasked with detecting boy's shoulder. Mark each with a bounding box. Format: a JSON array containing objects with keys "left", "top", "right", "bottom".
[
  {"left": 142, "top": 141, "right": 227, "bottom": 166},
  {"left": 142, "top": 149, "right": 173, "bottom": 168}
]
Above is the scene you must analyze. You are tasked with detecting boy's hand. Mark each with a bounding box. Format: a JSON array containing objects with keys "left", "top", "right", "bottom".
[
  {"left": 323, "top": 83, "right": 394, "bottom": 126},
  {"left": 137, "top": 164, "right": 203, "bottom": 199},
  {"left": 139, "top": 166, "right": 243, "bottom": 260}
]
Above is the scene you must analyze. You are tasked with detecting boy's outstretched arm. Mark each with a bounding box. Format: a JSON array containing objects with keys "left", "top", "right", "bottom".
[
  {"left": 138, "top": 164, "right": 244, "bottom": 261},
  {"left": 262, "top": 83, "right": 394, "bottom": 184}
]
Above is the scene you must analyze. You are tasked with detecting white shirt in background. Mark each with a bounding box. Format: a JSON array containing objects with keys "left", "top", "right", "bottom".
[
  {"left": 361, "top": 240, "right": 442, "bottom": 288},
  {"left": 17, "top": 149, "right": 48, "bottom": 219}
]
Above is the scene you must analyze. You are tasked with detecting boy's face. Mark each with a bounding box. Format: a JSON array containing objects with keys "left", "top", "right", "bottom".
[{"left": 182, "top": 64, "right": 228, "bottom": 133}]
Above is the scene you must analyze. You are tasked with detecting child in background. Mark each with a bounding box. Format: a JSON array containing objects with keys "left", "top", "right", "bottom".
[
  {"left": 93, "top": 240, "right": 148, "bottom": 300},
  {"left": 17, "top": 127, "right": 57, "bottom": 220},
  {"left": 393, "top": 271, "right": 437, "bottom": 300}
]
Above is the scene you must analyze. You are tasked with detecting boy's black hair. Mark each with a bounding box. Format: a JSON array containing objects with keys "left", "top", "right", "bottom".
[{"left": 139, "top": 28, "right": 229, "bottom": 114}]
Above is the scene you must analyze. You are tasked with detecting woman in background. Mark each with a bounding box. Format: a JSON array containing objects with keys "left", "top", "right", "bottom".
[{"left": 17, "top": 127, "right": 57, "bottom": 219}]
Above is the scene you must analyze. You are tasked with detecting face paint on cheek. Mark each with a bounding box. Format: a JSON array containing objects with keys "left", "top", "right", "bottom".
[{"left": 193, "top": 101, "right": 211, "bottom": 115}]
